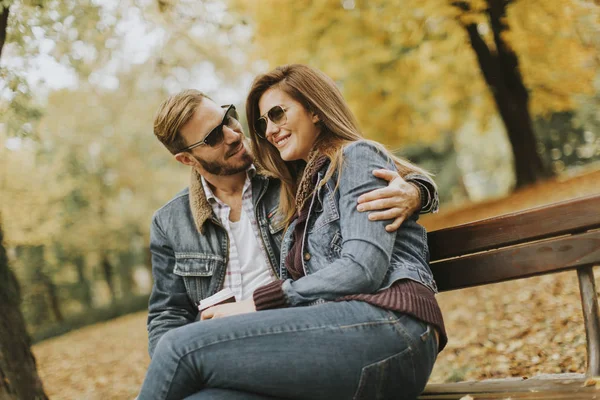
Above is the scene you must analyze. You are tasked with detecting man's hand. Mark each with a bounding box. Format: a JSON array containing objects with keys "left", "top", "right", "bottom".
[
  {"left": 200, "top": 298, "right": 256, "bottom": 320},
  {"left": 357, "top": 169, "right": 421, "bottom": 232}
]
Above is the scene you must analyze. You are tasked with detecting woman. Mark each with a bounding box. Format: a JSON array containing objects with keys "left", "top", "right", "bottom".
[{"left": 138, "top": 65, "right": 446, "bottom": 400}]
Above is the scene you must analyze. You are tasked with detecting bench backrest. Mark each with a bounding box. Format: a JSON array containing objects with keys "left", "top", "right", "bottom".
[{"left": 427, "top": 194, "right": 600, "bottom": 292}]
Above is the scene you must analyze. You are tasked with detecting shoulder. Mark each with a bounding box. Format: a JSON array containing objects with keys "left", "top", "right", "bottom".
[
  {"left": 341, "top": 140, "right": 395, "bottom": 168},
  {"left": 152, "top": 187, "right": 190, "bottom": 221}
]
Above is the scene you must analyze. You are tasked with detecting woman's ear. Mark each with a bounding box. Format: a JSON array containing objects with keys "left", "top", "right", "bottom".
[{"left": 312, "top": 113, "right": 320, "bottom": 124}]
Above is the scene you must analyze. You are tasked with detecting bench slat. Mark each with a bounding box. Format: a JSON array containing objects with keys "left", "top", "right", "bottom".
[
  {"left": 428, "top": 194, "right": 600, "bottom": 261},
  {"left": 421, "top": 375, "right": 596, "bottom": 399},
  {"left": 431, "top": 230, "right": 600, "bottom": 292}
]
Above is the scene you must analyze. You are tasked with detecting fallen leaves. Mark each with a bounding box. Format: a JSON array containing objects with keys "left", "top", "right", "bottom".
[
  {"left": 429, "top": 271, "right": 589, "bottom": 383},
  {"left": 32, "top": 313, "right": 150, "bottom": 400}
]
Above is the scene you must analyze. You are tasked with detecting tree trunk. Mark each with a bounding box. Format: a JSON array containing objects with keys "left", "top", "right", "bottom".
[
  {"left": 118, "top": 251, "right": 136, "bottom": 297},
  {"left": 39, "top": 272, "right": 63, "bottom": 323},
  {"left": 0, "top": 223, "right": 48, "bottom": 400},
  {"left": 0, "top": 9, "right": 47, "bottom": 397},
  {"left": 455, "top": 0, "right": 553, "bottom": 187},
  {"left": 16, "top": 245, "right": 54, "bottom": 328},
  {"left": 0, "top": 5, "right": 8, "bottom": 59},
  {"left": 74, "top": 254, "right": 93, "bottom": 308},
  {"left": 102, "top": 256, "right": 116, "bottom": 303}
]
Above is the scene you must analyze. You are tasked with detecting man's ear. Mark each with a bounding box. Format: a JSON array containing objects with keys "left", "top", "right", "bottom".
[{"left": 174, "top": 152, "right": 197, "bottom": 167}]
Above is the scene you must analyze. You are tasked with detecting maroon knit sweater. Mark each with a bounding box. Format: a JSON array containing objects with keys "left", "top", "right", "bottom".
[{"left": 254, "top": 278, "right": 447, "bottom": 351}]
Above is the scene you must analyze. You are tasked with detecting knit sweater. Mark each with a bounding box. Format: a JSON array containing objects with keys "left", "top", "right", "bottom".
[{"left": 254, "top": 278, "right": 447, "bottom": 352}]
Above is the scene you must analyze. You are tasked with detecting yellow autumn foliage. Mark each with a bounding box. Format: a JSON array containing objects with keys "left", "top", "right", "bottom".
[{"left": 237, "top": 0, "right": 599, "bottom": 149}]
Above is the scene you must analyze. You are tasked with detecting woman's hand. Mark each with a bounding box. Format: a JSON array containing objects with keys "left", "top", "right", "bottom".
[
  {"left": 200, "top": 298, "right": 257, "bottom": 320},
  {"left": 356, "top": 169, "right": 420, "bottom": 232}
]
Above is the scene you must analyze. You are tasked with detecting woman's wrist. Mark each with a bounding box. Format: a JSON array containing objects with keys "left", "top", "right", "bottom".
[{"left": 253, "top": 280, "right": 287, "bottom": 310}]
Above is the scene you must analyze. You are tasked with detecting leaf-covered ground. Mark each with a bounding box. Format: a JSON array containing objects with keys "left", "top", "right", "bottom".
[{"left": 32, "top": 168, "right": 600, "bottom": 399}]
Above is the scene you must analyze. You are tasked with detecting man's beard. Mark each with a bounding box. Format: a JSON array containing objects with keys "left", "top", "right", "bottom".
[{"left": 195, "top": 142, "right": 253, "bottom": 176}]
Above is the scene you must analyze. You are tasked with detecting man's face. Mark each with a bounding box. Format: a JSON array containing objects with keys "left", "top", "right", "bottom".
[{"left": 178, "top": 100, "right": 253, "bottom": 176}]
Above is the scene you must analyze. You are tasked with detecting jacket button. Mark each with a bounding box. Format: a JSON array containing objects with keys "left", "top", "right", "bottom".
[{"left": 303, "top": 252, "right": 311, "bottom": 261}]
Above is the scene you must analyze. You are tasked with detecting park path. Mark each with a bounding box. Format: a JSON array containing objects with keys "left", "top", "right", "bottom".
[
  {"left": 33, "top": 168, "right": 600, "bottom": 399},
  {"left": 33, "top": 312, "right": 150, "bottom": 399}
]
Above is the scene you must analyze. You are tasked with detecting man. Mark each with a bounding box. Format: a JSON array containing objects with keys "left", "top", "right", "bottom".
[{"left": 147, "top": 89, "right": 438, "bottom": 357}]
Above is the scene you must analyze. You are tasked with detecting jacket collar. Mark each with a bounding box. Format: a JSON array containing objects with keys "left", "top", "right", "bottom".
[
  {"left": 188, "top": 165, "right": 264, "bottom": 234},
  {"left": 189, "top": 168, "right": 213, "bottom": 234}
]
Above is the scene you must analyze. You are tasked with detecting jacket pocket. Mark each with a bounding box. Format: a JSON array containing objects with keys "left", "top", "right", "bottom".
[
  {"left": 326, "top": 230, "right": 343, "bottom": 262},
  {"left": 267, "top": 208, "right": 285, "bottom": 248},
  {"left": 173, "top": 253, "right": 224, "bottom": 304},
  {"left": 309, "top": 185, "right": 340, "bottom": 233}
]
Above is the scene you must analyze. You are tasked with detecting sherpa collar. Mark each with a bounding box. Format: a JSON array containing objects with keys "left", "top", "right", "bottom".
[
  {"left": 189, "top": 168, "right": 213, "bottom": 234},
  {"left": 188, "top": 165, "right": 260, "bottom": 234}
]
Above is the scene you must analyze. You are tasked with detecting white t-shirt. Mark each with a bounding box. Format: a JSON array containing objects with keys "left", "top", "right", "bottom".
[{"left": 229, "top": 208, "right": 275, "bottom": 300}]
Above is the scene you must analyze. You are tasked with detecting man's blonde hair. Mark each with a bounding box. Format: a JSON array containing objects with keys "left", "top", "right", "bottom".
[{"left": 154, "top": 89, "right": 211, "bottom": 154}]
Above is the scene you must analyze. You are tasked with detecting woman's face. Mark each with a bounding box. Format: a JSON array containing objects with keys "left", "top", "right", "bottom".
[{"left": 257, "top": 87, "right": 320, "bottom": 162}]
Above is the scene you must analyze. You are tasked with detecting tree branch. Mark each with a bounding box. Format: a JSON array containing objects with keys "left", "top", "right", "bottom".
[
  {"left": 488, "top": 0, "right": 528, "bottom": 96},
  {"left": 463, "top": 23, "right": 498, "bottom": 89}
]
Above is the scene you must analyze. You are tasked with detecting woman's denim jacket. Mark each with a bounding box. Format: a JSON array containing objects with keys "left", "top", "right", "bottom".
[
  {"left": 278, "top": 141, "right": 438, "bottom": 306},
  {"left": 146, "top": 170, "right": 284, "bottom": 357}
]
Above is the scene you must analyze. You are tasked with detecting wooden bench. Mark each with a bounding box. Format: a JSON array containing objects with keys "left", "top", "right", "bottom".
[{"left": 422, "top": 194, "right": 600, "bottom": 399}]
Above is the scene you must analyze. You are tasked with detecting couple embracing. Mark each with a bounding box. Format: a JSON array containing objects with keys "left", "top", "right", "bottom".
[{"left": 139, "top": 64, "right": 447, "bottom": 400}]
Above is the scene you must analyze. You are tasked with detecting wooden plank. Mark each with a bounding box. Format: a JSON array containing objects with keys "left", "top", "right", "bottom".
[
  {"left": 431, "top": 230, "right": 600, "bottom": 292},
  {"left": 578, "top": 266, "right": 600, "bottom": 376},
  {"left": 428, "top": 194, "right": 600, "bottom": 261},
  {"left": 421, "top": 393, "right": 598, "bottom": 400},
  {"left": 421, "top": 375, "right": 598, "bottom": 399}
]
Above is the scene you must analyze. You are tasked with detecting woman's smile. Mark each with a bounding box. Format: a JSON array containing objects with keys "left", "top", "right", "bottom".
[{"left": 271, "top": 132, "right": 291, "bottom": 148}]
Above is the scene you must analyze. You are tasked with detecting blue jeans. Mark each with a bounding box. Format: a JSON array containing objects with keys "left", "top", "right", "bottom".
[{"left": 138, "top": 301, "right": 438, "bottom": 400}]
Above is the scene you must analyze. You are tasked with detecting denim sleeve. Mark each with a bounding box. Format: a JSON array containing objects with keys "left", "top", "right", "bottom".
[
  {"left": 404, "top": 173, "right": 439, "bottom": 214},
  {"left": 281, "top": 141, "right": 400, "bottom": 305},
  {"left": 147, "top": 214, "right": 198, "bottom": 358}
]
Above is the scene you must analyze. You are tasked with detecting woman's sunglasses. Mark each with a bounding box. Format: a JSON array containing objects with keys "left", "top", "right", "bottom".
[
  {"left": 176, "top": 105, "right": 239, "bottom": 152},
  {"left": 254, "top": 105, "right": 289, "bottom": 139}
]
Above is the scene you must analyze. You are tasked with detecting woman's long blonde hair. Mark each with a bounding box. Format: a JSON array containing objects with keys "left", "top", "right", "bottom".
[{"left": 246, "top": 64, "right": 432, "bottom": 225}]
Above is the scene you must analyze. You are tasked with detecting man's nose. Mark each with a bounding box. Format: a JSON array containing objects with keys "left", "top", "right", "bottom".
[{"left": 223, "top": 125, "right": 242, "bottom": 144}]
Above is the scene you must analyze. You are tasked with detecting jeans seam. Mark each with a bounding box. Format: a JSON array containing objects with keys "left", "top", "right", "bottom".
[
  {"left": 163, "top": 354, "right": 197, "bottom": 400},
  {"left": 352, "top": 345, "right": 414, "bottom": 400},
  {"left": 389, "top": 315, "right": 421, "bottom": 359},
  {"left": 180, "top": 318, "right": 399, "bottom": 357}
]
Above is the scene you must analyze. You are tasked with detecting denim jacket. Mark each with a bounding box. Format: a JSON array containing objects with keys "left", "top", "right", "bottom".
[
  {"left": 278, "top": 141, "right": 437, "bottom": 306},
  {"left": 146, "top": 169, "right": 284, "bottom": 357}
]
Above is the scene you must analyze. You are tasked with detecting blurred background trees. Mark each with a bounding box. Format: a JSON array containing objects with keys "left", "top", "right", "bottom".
[
  {"left": 0, "top": 0, "right": 599, "bottom": 349},
  {"left": 240, "top": 0, "right": 600, "bottom": 198},
  {"left": 1, "top": 0, "right": 253, "bottom": 343}
]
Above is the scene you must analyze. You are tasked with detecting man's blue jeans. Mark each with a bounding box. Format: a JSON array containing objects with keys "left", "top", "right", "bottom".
[{"left": 138, "top": 301, "right": 438, "bottom": 400}]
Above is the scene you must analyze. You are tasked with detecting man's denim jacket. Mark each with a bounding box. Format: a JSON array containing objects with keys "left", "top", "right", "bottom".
[
  {"left": 147, "top": 169, "right": 284, "bottom": 357},
  {"left": 277, "top": 141, "right": 437, "bottom": 306}
]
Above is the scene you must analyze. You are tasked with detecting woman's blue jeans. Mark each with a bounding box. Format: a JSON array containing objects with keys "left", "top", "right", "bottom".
[{"left": 138, "top": 301, "right": 438, "bottom": 400}]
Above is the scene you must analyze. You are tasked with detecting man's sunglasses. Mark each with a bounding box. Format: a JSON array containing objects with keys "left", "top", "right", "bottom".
[
  {"left": 254, "top": 105, "right": 289, "bottom": 139},
  {"left": 176, "top": 105, "right": 239, "bottom": 152}
]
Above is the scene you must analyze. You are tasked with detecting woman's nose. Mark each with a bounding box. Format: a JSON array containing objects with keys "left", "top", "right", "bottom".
[{"left": 265, "top": 119, "right": 280, "bottom": 139}]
